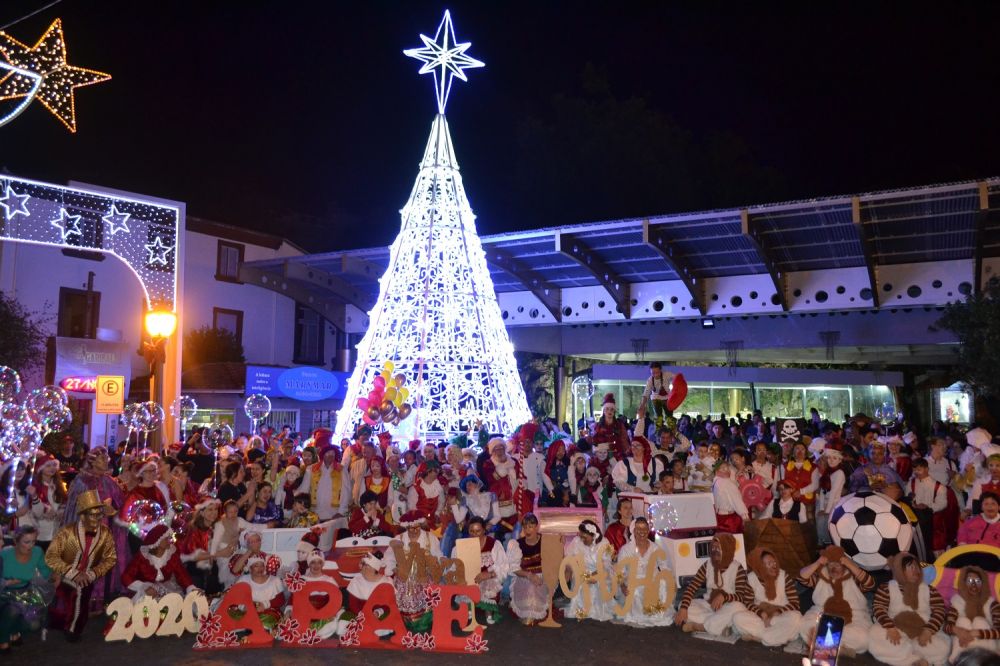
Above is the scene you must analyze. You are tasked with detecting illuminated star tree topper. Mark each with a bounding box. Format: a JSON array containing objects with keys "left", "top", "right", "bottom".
[
  {"left": 404, "top": 9, "right": 484, "bottom": 114},
  {"left": 335, "top": 11, "right": 530, "bottom": 439}
]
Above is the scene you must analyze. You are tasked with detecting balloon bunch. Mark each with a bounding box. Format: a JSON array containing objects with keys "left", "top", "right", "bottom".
[
  {"left": 356, "top": 361, "right": 414, "bottom": 429},
  {"left": 0, "top": 366, "right": 73, "bottom": 513},
  {"left": 119, "top": 401, "right": 166, "bottom": 458}
]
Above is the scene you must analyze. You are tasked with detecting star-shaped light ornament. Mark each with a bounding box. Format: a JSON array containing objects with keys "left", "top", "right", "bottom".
[
  {"left": 101, "top": 204, "right": 130, "bottom": 236},
  {"left": 145, "top": 236, "right": 174, "bottom": 266},
  {"left": 404, "top": 10, "right": 484, "bottom": 114},
  {"left": 0, "top": 183, "right": 30, "bottom": 219},
  {"left": 0, "top": 18, "right": 111, "bottom": 132},
  {"left": 50, "top": 208, "right": 82, "bottom": 241}
]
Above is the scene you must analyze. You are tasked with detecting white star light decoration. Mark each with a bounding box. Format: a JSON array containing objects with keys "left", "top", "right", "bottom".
[
  {"left": 0, "top": 183, "right": 30, "bottom": 219},
  {"left": 50, "top": 207, "right": 82, "bottom": 241},
  {"left": 404, "top": 10, "right": 484, "bottom": 114},
  {"left": 102, "top": 204, "right": 130, "bottom": 236},
  {"left": 145, "top": 236, "right": 174, "bottom": 266}
]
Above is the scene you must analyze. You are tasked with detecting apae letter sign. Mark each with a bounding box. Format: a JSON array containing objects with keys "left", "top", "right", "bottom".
[{"left": 96, "top": 375, "right": 125, "bottom": 414}]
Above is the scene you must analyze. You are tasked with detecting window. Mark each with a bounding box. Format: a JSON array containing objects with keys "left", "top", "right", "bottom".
[
  {"left": 293, "top": 305, "right": 324, "bottom": 365},
  {"left": 58, "top": 287, "right": 100, "bottom": 338},
  {"left": 312, "top": 409, "right": 336, "bottom": 430},
  {"left": 259, "top": 409, "right": 299, "bottom": 434},
  {"left": 213, "top": 307, "right": 244, "bottom": 345},
  {"left": 216, "top": 240, "right": 244, "bottom": 282}
]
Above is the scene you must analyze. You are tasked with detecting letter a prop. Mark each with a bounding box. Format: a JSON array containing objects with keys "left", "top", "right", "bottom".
[
  {"left": 356, "top": 582, "right": 407, "bottom": 647},
  {"left": 216, "top": 582, "right": 272, "bottom": 647}
]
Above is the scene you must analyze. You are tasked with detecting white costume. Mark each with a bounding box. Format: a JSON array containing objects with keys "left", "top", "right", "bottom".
[
  {"left": 713, "top": 476, "right": 749, "bottom": 520},
  {"left": 799, "top": 573, "right": 873, "bottom": 654},
  {"left": 732, "top": 569, "right": 802, "bottom": 646},
  {"left": 612, "top": 457, "right": 662, "bottom": 494},
  {"left": 564, "top": 536, "right": 612, "bottom": 622},
  {"left": 948, "top": 595, "right": 999, "bottom": 661},
  {"left": 868, "top": 581, "right": 950, "bottom": 666},
  {"left": 616, "top": 538, "right": 675, "bottom": 627}
]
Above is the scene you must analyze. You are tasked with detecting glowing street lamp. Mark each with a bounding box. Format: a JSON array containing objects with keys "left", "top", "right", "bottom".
[{"left": 143, "top": 310, "right": 177, "bottom": 449}]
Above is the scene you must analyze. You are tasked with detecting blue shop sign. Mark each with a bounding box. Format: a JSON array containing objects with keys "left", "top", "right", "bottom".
[{"left": 245, "top": 365, "right": 348, "bottom": 401}]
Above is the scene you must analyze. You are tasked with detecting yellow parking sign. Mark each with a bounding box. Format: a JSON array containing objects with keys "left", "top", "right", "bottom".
[{"left": 96, "top": 375, "right": 125, "bottom": 414}]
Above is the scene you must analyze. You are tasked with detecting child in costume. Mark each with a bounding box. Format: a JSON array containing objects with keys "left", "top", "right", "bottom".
[
  {"left": 121, "top": 524, "right": 199, "bottom": 601},
  {"left": 944, "top": 565, "right": 1000, "bottom": 660},
  {"left": 506, "top": 513, "right": 549, "bottom": 624},
  {"left": 235, "top": 552, "right": 285, "bottom": 632},
  {"left": 466, "top": 516, "right": 508, "bottom": 624}
]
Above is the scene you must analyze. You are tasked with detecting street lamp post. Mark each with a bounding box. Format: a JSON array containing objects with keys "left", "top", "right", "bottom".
[{"left": 143, "top": 310, "right": 177, "bottom": 451}]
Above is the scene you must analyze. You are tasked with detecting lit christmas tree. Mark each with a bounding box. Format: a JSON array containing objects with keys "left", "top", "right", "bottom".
[{"left": 334, "top": 11, "right": 531, "bottom": 440}]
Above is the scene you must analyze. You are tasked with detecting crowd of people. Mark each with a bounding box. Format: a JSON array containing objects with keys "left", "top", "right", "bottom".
[{"left": 0, "top": 364, "right": 998, "bottom": 664}]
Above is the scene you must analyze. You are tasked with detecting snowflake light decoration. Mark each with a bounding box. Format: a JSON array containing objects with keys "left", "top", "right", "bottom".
[{"left": 334, "top": 12, "right": 530, "bottom": 440}]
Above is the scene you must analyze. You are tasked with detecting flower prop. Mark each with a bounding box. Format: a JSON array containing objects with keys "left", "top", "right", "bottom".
[{"left": 355, "top": 361, "right": 414, "bottom": 429}]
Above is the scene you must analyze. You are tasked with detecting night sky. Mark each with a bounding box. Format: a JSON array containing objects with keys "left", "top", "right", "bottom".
[{"left": 3, "top": 1, "right": 1000, "bottom": 252}]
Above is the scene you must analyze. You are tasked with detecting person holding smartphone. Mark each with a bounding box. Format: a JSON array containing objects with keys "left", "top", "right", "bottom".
[{"left": 797, "top": 545, "right": 876, "bottom": 657}]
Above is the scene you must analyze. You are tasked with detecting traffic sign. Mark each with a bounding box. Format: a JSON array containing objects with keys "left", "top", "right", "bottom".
[{"left": 96, "top": 375, "right": 125, "bottom": 414}]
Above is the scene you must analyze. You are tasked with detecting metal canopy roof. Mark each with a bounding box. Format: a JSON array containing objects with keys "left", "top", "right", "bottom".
[{"left": 242, "top": 178, "right": 1000, "bottom": 324}]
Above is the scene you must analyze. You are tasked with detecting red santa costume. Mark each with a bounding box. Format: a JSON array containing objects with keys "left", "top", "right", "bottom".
[
  {"left": 480, "top": 438, "right": 522, "bottom": 531},
  {"left": 407, "top": 461, "right": 445, "bottom": 531},
  {"left": 121, "top": 524, "right": 198, "bottom": 601},
  {"left": 237, "top": 552, "right": 286, "bottom": 631},
  {"left": 345, "top": 553, "right": 393, "bottom": 614},
  {"left": 593, "top": 393, "right": 630, "bottom": 461},
  {"left": 118, "top": 459, "right": 171, "bottom": 526}
]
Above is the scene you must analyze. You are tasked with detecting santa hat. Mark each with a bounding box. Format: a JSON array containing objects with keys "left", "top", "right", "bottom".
[
  {"left": 967, "top": 427, "right": 993, "bottom": 451},
  {"left": 515, "top": 421, "right": 539, "bottom": 445},
  {"left": 299, "top": 530, "right": 321, "bottom": 550},
  {"left": 361, "top": 552, "right": 386, "bottom": 571},
  {"left": 194, "top": 495, "right": 221, "bottom": 512},
  {"left": 33, "top": 453, "right": 58, "bottom": 470},
  {"left": 602, "top": 392, "right": 616, "bottom": 408},
  {"left": 245, "top": 552, "right": 282, "bottom": 576},
  {"left": 399, "top": 510, "right": 427, "bottom": 528},
  {"left": 487, "top": 437, "right": 507, "bottom": 454},
  {"left": 142, "top": 523, "right": 172, "bottom": 547},
  {"left": 137, "top": 458, "right": 159, "bottom": 476},
  {"left": 306, "top": 548, "right": 326, "bottom": 565},
  {"left": 283, "top": 464, "right": 301, "bottom": 481}
]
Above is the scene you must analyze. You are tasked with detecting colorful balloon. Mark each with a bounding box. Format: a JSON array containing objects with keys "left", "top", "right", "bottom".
[
  {"left": 0, "top": 366, "right": 22, "bottom": 404},
  {"left": 393, "top": 373, "right": 406, "bottom": 388},
  {"left": 397, "top": 403, "right": 412, "bottom": 421},
  {"left": 123, "top": 499, "right": 165, "bottom": 538}
]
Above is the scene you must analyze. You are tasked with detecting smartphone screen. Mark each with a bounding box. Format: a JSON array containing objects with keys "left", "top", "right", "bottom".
[{"left": 809, "top": 613, "right": 846, "bottom": 666}]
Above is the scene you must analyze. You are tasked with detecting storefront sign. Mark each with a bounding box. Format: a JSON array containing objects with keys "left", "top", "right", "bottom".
[
  {"left": 245, "top": 365, "right": 348, "bottom": 401},
  {"left": 52, "top": 337, "right": 131, "bottom": 399},
  {"left": 60, "top": 376, "right": 98, "bottom": 393}
]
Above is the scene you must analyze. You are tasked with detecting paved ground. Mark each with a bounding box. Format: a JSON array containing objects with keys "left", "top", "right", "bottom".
[{"left": 13, "top": 613, "right": 881, "bottom": 666}]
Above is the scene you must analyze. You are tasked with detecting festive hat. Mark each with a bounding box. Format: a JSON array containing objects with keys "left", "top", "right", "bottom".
[
  {"left": 408, "top": 439, "right": 422, "bottom": 451},
  {"left": 399, "top": 510, "right": 427, "bottom": 527},
  {"left": 459, "top": 474, "right": 483, "bottom": 493},
  {"left": 76, "top": 489, "right": 115, "bottom": 516},
  {"left": 142, "top": 523, "right": 172, "bottom": 547},
  {"left": 602, "top": 392, "right": 616, "bottom": 407},
  {"left": 306, "top": 548, "right": 326, "bottom": 565},
  {"left": 33, "top": 453, "right": 58, "bottom": 471},
  {"left": 300, "top": 530, "right": 321, "bottom": 549}
]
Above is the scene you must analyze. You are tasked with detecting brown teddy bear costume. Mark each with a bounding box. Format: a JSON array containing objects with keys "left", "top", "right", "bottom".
[
  {"left": 868, "top": 553, "right": 950, "bottom": 666},
  {"left": 945, "top": 565, "right": 1000, "bottom": 660},
  {"left": 731, "top": 546, "right": 802, "bottom": 646},
  {"left": 796, "top": 545, "right": 876, "bottom": 654},
  {"left": 677, "top": 533, "right": 750, "bottom": 635}
]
